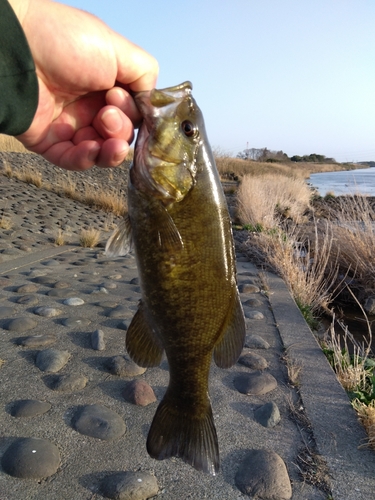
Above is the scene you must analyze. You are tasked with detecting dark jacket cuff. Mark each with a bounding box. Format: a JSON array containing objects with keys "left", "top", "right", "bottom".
[{"left": 0, "top": 0, "right": 39, "bottom": 135}]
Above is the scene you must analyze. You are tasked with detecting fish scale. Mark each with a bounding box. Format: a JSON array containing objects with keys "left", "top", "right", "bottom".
[{"left": 106, "top": 81, "right": 246, "bottom": 475}]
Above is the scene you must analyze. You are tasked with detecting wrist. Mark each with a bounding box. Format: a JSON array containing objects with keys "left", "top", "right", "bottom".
[{"left": 7, "top": 0, "right": 31, "bottom": 25}]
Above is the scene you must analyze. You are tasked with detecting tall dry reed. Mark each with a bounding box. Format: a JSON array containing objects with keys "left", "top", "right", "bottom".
[
  {"left": 327, "top": 195, "right": 375, "bottom": 296},
  {"left": 253, "top": 222, "right": 339, "bottom": 317},
  {"left": 237, "top": 174, "right": 312, "bottom": 229}
]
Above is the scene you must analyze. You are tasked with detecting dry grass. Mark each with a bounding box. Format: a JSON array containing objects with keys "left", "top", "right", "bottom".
[
  {"left": 246, "top": 222, "right": 339, "bottom": 319},
  {"left": 353, "top": 399, "right": 375, "bottom": 449},
  {"left": 322, "top": 304, "right": 375, "bottom": 448},
  {"left": 0, "top": 215, "right": 12, "bottom": 230},
  {"left": 0, "top": 160, "right": 127, "bottom": 217},
  {"left": 283, "top": 350, "right": 303, "bottom": 386},
  {"left": 0, "top": 134, "right": 29, "bottom": 153},
  {"left": 1, "top": 160, "right": 13, "bottom": 178},
  {"left": 58, "top": 174, "right": 82, "bottom": 201},
  {"left": 16, "top": 167, "right": 43, "bottom": 188},
  {"left": 80, "top": 227, "right": 101, "bottom": 248},
  {"left": 327, "top": 195, "right": 375, "bottom": 296},
  {"left": 324, "top": 316, "right": 371, "bottom": 392},
  {"left": 238, "top": 174, "right": 312, "bottom": 229},
  {"left": 214, "top": 152, "right": 358, "bottom": 182},
  {"left": 54, "top": 229, "right": 66, "bottom": 246},
  {"left": 295, "top": 447, "right": 332, "bottom": 494},
  {"left": 83, "top": 185, "right": 127, "bottom": 216}
]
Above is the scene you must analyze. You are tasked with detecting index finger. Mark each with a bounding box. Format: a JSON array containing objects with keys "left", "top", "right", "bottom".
[{"left": 112, "top": 32, "right": 159, "bottom": 92}]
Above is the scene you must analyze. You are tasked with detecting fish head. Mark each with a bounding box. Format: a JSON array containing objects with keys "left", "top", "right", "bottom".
[{"left": 132, "top": 81, "right": 204, "bottom": 203}]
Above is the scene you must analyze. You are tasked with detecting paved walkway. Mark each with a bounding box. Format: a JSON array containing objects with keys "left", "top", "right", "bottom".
[{"left": 0, "top": 174, "right": 374, "bottom": 499}]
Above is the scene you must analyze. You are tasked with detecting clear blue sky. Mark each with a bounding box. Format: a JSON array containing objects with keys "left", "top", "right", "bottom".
[{"left": 64, "top": 0, "right": 375, "bottom": 162}]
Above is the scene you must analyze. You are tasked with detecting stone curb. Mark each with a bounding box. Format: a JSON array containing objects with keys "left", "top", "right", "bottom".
[{"left": 267, "top": 271, "right": 375, "bottom": 500}]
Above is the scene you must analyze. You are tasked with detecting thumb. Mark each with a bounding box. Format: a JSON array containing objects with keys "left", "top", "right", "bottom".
[{"left": 112, "top": 31, "right": 159, "bottom": 92}]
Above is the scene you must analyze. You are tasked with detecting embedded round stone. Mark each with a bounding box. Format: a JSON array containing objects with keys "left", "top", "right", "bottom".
[
  {"left": 31, "top": 274, "right": 52, "bottom": 283},
  {"left": 73, "top": 404, "right": 126, "bottom": 440},
  {"left": 239, "top": 283, "right": 260, "bottom": 294},
  {"left": 245, "top": 334, "right": 270, "bottom": 349},
  {"left": 41, "top": 259, "right": 60, "bottom": 266},
  {"left": 254, "top": 401, "right": 281, "bottom": 428},
  {"left": 91, "top": 329, "right": 105, "bottom": 350},
  {"left": 239, "top": 352, "right": 269, "bottom": 370},
  {"left": 234, "top": 372, "right": 277, "bottom": 395},
  {"left": 35, "top": 349, "right": 70, "bottom": 373},
  {"left": 106, "top": 305, "right": 129, "bottom": 318},
  {"left": 235, "top": 449, "right": 292, "bottom": 499},
  {"left": 117, "top": 320, "right": 129, "bottom": 331},
  {"left": 5, "top": 317, "right": 38, "bottom": 332},
  {"left": 32, "top": 275, "right": 55, "bottom": 284},
  {"left": 16, "top": 283, "right": 39, "bottom": 294},
  {"left": 11, "top": 399, "right": 51, "bottom": 417},
  {"left": 90, "top": 287, "right": 109, "bottom": 295},
  {"left": 18, "top": 333, "right": 57, "bottom": 348},
  {"left": 61, "top": 317, "right": 91, "bottom": 328},
  {"left": 105, "top": 356, "right": 146, "bottom": 377},
  {"left": 1, "top": 438, "right": 60, "bottom": 479},
  {"left": 63, "top": 297, "right": 85, "bottom": 306},
  {"left": 243, "top": 298, "right": 262, "bottom": 308},
  {"left": 245, "top": 310, "right": 264, "bottom": 320},
  {"left": 16, "top": 295, "right": 39, "bottom": 306},
  {"left": 108, "top": 274, "right": 122, "bottom": 280},
  {"left": 100, "top": 471, "right": 158, "bottom": 500},
  {"left": 52, "top": 374, "right": 88, "bottom": 392},
  {"left": 34, "top": 306, "right": 62, "bottom": 318},
  {"left": 53, "top": 281, "right": 70, "bottom": 289},
  {"left": 123, "top": 379, "right": 156, "bottom": 406}
]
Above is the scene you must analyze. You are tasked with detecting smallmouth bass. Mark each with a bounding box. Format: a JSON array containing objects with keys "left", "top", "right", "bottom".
[{"left": 106, "top": 81, "right": 246, "bottom": 475}]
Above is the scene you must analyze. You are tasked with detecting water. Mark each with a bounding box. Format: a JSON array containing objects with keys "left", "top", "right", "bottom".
[{"left": 309, "top": 167, "right": 375, "bottom": 196}]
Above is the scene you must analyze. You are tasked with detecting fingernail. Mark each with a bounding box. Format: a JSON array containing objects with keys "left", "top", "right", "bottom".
[
  {"left": 101, "top": 108, "right": 122, "bottom": 133},
  {"left": 114, "top": 148, "right": 129, "bottom": 163},
  {"left": 88, "top": 145, "right": 100, "bottom": 161}
]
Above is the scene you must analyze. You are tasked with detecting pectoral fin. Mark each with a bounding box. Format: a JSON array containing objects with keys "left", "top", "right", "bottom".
[
  {"left": 126, "top": 302, "right": 164, "bottom": 367},
  {"left": 214, "top": 288, "right": 246, "bottom": 369},
  {"left": 105, "top": 215, "right": 133, "bottom": 258},
  {"left": 154, "top": 202, "right": 184, "bottom": 252}
]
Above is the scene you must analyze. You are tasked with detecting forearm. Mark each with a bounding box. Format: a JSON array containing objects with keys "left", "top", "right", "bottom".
[{"left": 0, "top": 0, "right": 38, "bottom": 135}]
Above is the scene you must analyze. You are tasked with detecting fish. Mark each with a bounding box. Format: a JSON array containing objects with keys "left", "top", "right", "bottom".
[{"left": 105, "top": 81, "right": 246, "bottom": 475}]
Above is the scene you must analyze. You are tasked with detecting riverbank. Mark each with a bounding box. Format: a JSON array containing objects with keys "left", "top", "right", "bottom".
[{"left": 1, "top": 154, "right": 375, "bottom": 499}]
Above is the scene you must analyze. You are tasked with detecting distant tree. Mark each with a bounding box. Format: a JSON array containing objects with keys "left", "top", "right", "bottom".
[
  {"left": 291, "top": 153, "right": 336, "bottom": 163},
  {"left": 237, "top": 147, "right": 289, "bottom": 162}
]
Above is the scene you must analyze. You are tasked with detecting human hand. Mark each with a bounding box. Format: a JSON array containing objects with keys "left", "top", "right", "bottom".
[{"left": 9, "top": 0, "right": 158, "bottom": 170}]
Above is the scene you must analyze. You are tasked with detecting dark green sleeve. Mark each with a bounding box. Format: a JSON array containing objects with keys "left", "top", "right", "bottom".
[{"left": 0, "top": 0, "right": 38, "bottom": 135}]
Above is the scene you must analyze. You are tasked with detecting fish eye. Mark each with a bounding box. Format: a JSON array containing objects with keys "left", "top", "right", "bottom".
[{"left": 181, "top": 120, "right": 197, "bottom": 138}]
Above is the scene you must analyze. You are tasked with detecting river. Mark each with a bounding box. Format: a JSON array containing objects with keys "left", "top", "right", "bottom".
[{"left": 308, "top": 167, "right": 375, "bottom": 196}]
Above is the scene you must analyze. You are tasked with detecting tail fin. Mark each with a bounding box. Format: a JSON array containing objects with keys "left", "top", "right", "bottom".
[{"left": 146, "top": 392, "right": 220, "bottom": 475}]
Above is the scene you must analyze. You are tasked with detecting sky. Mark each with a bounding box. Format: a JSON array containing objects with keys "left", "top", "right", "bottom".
[{"left": 64, "top": 0, "right": 375, "bottom": 162}]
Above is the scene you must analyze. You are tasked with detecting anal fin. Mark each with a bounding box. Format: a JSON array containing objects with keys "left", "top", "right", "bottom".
[
  {"left": 214, "top": 288, "right": 246, "bottom": 369},
  {"left": 126, "top": 303, "right": 164, "bottom": 367}
]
